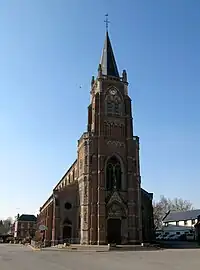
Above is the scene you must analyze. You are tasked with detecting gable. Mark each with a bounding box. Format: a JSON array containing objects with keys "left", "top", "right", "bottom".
[{"left": 107, "top": 191, "right": 123, "bottom": 206}]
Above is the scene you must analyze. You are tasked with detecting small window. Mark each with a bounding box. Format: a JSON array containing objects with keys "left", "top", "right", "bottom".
[
  {"left": 107, "top": 101, "right": 113, "bottom": 113},
  {"left": 79, "top": 159, "right": 83, "bottom": 170},
  {"left": 65, "top": 202, "right": 72, "bottom": 210},
  {"left": 78, "top": 215, "right": 81, "bottom": 229},
  {"left": 176, "top": 221, "right": 179, "bottom": 226},
  {"left": 55, "top": 198, "right": 59, "bottom": 206},
  {"left": 85, "top": 156, "right": 88, "bottom": 165},
  {"left": 114, "top": 102, "right": 120, "bottom": 114},
  {"left": 84, "top": 141, "right": 88, "bottom": 153},
  {"left": 184, "top": 220, "right": 188, "bottom": 226}
]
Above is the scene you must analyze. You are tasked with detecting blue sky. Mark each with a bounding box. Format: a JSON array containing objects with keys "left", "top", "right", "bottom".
[{"left": 0, "top": 0, "right": 200, "bottom": 220}]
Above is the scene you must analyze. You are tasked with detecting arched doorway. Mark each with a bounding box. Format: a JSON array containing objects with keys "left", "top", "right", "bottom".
[
  {"left": 107, "top": 218, "right": 121, "bottom": 244},
  {"left": 63, "top": 226, "right": 72, "bottom": 240},
  {"left": 63, "top": 217, "right": 72, "bottom": 241},
  {"left": 106, "top": 203, "right": 126, "bottom": 244}
]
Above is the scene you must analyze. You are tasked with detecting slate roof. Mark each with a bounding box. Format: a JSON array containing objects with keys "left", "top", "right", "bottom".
[
  {"left": 141, "top": 188, "right": 153, "bottom": 200},
  {"left": 17, "top": 214, "right": 37, "bottom": 222},
  {"left": 100, "top": 31, "right": 119, "bottom": 77},
  {"left": 163, "top": 209, "right": 200, "bottom": 222}
]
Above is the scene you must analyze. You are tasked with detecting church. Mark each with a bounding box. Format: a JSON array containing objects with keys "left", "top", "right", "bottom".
[{"left": 37, "top": 30, "right": 154, "bottom": 246}]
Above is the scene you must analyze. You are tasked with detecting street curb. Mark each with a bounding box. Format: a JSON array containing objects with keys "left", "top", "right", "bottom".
[
  {"left": 28, "top": 244, "right": 41, "bottom": 251},
  {"left": 42, "top": 248, "right": 109, "bottom": 252}
]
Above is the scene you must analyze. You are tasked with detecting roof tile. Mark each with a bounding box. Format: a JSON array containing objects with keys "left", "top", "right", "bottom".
[{"left": 163, "top": 209, "right": 200, "bottom": 222}]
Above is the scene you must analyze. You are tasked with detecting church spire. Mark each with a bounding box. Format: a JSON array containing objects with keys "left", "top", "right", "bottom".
[
  {"left": 100, "top": 31, "right": 119, "bottom": 77},
  {"left": 100, "top": 29, "right": 119, "bottom": 78}
]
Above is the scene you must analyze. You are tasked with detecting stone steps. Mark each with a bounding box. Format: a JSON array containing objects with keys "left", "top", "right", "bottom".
[
  {"left": 59, "top": 244, "right": 110, "bottom": 252},
  {"left": 43, "top": 244, "right": 110, "bottom": 252},
  {"left": 43, "top": 243, "right": 160, "bottom": 252}
]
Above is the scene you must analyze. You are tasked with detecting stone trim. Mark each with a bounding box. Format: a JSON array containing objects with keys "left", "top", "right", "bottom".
[{"left": 107, "top": 140, "right": 125, "bottom": 147}]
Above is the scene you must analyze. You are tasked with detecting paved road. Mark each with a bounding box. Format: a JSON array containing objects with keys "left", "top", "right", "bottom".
[
  {"left": 1, "top": 243, "right": 200, "bottom": 270},
  {"left": 158, "top": 241, "right": 200, "bottom": 249}
]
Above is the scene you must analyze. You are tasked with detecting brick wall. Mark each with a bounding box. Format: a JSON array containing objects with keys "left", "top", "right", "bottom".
[{"left": 15, "top": 221, "right": 36, "bottom": 239}]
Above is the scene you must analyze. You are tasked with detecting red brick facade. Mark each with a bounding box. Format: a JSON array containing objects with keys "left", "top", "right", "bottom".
[
  {"left": 37, "top": 31, "right": 154, "bottom": 245},
  {"left": 37, "top": 201, "right": 53, "bottom": 244},
  {"left": 14, "top": 215, "right": 37, "bottom": 239}
]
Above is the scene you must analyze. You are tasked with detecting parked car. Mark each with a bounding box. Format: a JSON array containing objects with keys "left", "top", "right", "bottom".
[
  {"left": 156, "top": 234, "right": 164, "bottom": 240},
  {"left": 168, "top": 234, "right": 180, "bottom": 240},
  {"left": 179, "top": 234, "right": 187, "bottom": 241},
  {"left": 163, "top": 234, "right": 174, "bottom": 240},
  {"left": 186, "top": 233, "right": 195, "bottom": 241}
]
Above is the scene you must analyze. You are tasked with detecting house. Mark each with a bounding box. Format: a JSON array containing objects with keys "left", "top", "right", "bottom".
[
  {"left": 14, "top": 214, "right": 37, "bottom": 239},
  {"left": 163, "top": 209, "right": 200, "bottom": 229}
]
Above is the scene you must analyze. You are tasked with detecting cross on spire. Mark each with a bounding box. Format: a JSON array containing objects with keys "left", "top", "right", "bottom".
[{"left": 104, "top": 14, "right": 110, "bottom": 31}]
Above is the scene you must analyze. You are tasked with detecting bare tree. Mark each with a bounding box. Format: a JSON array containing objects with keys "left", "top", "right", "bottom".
[
  {"left": 0, "top": 217, "right": 13, "bottom": 234},
  {"left": 153, "top": 196, "right": 194, "bottom": 229},
  {"left": 0, "top": 220, "right": 5, "bottom": 234}
]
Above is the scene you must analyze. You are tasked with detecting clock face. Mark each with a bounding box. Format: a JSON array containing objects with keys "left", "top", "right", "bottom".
[{"left": 109, "top": 88, "right": 117, "bottom": 95}]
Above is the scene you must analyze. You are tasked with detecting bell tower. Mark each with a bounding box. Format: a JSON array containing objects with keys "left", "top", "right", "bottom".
[{"left": 78, "top": 30, "right": 142, "bottom": 245}]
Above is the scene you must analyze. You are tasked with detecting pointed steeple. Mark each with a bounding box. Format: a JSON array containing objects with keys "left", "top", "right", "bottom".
[{"left": 100, "top": 31, "right": 119, "bottom": 77}]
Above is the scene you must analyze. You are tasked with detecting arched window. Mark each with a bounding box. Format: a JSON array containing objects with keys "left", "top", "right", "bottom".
[
  {"left": 104, "top": 122, "right": 111, "bottom": 136},
  {"left": 114, "top": 97, "right": 120, "bottom": 115},
  {"left": 104, "top": 122, "right": 108, "bottom": 136},
  {"left": 105, "top": 92, "right": 123, "bottom": 116},
  {"left": 115, "top": 164, "right": 121, "bottom": 190},
  {"left": 106, "top": 96, "right": 113, "bottom": 114},
  {"left": 106, "top": 163, "right": 114, "bottom": 190},
  {"left": 106, "top": 156, "right": 122, "bottom": 191}
]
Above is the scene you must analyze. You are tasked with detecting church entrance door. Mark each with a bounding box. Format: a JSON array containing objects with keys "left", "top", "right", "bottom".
[
  {"left": 107, "top": 218, "right": 121, "bottom": 244},
  {"left": 63, "top": 226, "right": 72, "bottom": 241}
]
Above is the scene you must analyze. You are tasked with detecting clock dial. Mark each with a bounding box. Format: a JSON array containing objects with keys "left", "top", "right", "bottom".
[{"left": 109, "top": 89, "right": 117, "bottom": 95}]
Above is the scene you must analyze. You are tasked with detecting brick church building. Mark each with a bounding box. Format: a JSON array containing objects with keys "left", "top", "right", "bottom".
[{"left": 37, "top": 31, "right": 154, "bottom": 245}]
